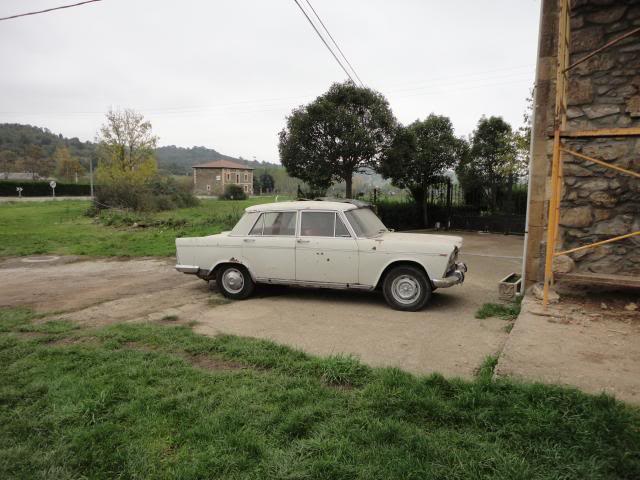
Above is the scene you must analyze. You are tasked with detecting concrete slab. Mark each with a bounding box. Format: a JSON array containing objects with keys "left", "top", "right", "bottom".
[{"left": 496, "top": 296, "right": 640, "bottom": 405}]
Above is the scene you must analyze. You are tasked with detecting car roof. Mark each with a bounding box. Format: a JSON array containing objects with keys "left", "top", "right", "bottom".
[{"left": 246, "top": 200, "right": 360, "bottom": 213}]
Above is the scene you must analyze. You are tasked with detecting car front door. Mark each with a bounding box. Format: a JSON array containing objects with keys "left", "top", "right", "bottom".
[
  {"left": 241, "top": 211, "right": 296, "bottom": 280},
  {"left": 295, "top": 211, "right": 358, "bottom": 284}
]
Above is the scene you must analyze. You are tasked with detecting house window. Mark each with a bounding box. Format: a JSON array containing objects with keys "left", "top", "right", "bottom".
[
  {"left": 244, "top": 173, "right": 248, "bottom": 182},
  {"left": 226, "top": 172, "right": 230, "bottom": 181},
  {"left": 243, "top": 184, "right": 248, "bottom": 192},
  {"left": 236, "top": 173, "right": 240, "bottom": 183}
]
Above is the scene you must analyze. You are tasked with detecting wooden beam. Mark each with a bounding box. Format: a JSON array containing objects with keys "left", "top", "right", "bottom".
[
  {"left": 559, "top": 128, "right": 640, "bottom": 138},
  {"left": 560, "top": 148, "right": 640, "bottom": 178},
  {"left": 564, "top": 26, "right": 640, "bottom": 73},
  {"left": 554, "top": 231, "right": 640, "bottom": 256},
  {"left": 556, "top": 272, "right": 640, "bottom": 289}
]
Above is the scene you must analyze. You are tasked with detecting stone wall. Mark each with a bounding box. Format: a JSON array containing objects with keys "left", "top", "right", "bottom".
[
  {"left": 193, "top": 168, "right": 224, "bottom": 195},
  {"left": 193, "top": 168, "right": 254, "bottom": 196},
  {"left": 557, "top": 0, "right": 639, "bottom": 276}
]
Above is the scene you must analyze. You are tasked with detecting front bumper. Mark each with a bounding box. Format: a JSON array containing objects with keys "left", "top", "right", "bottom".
[
  {"left": 175, "top": 264, "right": 199, "bottom": 274},
  {"left": 432, "top": 262, "right": 467, "bottom": 288}
]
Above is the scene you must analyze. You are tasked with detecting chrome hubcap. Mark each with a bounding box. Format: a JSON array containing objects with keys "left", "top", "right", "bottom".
[
  {"left": 222, "top": 268, "right": 244, "bottom": 294},
  {"left": 391, "top": 275, "right": 421, "bottom": 305}
]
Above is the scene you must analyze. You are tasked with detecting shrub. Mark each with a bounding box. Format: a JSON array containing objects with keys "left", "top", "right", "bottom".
[
  {"left": 221, "top": 184, "right": 247, "bottom": 200},
  {"left": 92, "top": 175, "right": 199, "bottom": 212}
]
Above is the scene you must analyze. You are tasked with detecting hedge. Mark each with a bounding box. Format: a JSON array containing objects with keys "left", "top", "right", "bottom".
[{"left": 0, "top": 180, "right": 92, "bottom": 197}]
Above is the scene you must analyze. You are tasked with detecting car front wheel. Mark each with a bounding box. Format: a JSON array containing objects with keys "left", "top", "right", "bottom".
[
  {"left": 382, "top": 266, "right": 431, "bottom": 311},
  {"left": 216, "top": 265, "right": 255, "bottom": 300}
]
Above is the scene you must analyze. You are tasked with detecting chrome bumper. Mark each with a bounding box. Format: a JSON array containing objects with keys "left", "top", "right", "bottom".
[
  {"left": 175, "top": 264, "right": 199, "bottom": 274},
  {"left": 432, "top": 262, "right": 467, "bottom": 288}
]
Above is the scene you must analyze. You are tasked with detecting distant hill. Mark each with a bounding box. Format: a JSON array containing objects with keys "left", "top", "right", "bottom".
[
  {"left": 0, "top": 123, "right": 278, "bottom": 175},
  {"left": 0, "top": 123, "right": 94, "bottom": 164},
  {"left": 155, "top": 145, "right": 278, "bottom": 175}
]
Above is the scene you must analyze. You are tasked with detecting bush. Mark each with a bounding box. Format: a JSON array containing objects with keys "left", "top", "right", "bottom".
[
  {"left": 92, "top": 175, "right": 199, "bottom": 212},
  {"left": 221, "top": 184, "right": 247, "bottom": 200},
  {"left": 0, "top": 180, "right": 91, "bottom": 197}
]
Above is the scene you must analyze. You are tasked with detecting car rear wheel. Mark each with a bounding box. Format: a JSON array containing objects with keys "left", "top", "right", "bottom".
[
  {"left": 216, "top": 265, "right": 255, "bottom": 300},
  {"left": 382, "top": 266, "right": 431, "bottom": 311}
]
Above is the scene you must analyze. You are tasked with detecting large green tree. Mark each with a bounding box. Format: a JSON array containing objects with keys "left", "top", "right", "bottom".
[
  {"left": 456, "top": 116, "right": 522, "bottom": 212},
  {"left": 278, "top": 82, "right": 397, "bottom": 198},
  {"left": 380, "top": 115, "right": 465, "bottom": 226}
]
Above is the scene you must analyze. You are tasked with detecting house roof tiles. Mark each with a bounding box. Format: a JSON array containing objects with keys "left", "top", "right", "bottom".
[{"left": 192, "top": 160, "right": 254, "bottom": 170}]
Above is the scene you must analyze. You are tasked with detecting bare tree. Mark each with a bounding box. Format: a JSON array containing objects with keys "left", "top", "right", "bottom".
[{"left": 96, "top": 108, "right": 158, "bottom": 182}]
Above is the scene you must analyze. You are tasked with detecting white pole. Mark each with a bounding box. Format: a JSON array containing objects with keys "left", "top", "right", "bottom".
[{"left": 89, "top": 158, "right": 94, "bottom": 198}]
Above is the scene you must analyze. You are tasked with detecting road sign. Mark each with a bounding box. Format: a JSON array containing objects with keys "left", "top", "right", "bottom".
[{"left": 50, "top": 180, "right": 56, "bottom": 197}]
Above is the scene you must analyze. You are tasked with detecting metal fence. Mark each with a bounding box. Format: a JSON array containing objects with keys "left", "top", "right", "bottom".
[{"left": 372, "top": 180, "right": 527, "bottom": 234}]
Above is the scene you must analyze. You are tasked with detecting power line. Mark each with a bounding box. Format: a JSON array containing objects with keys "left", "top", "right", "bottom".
[
  {"left": 292, "top": 0, "right": 358, "bottom": 86},
  {"left": 0, "top": 0, "right": 102, "bottom": 22},
  {"left": 303, "top": 0, "right": 364, "bottom": 87}
]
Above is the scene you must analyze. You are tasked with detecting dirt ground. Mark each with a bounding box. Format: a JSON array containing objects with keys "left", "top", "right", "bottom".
[
  {"left": 496, "top": 293, "right": 640, "bottom": 405},
  {"left": 0, "top": 232, "right": 522, "bottom": 379}
]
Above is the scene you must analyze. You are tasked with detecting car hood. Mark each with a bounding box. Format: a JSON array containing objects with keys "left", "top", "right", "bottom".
[{"left": 373, "top": 232, "right": 462, "bottom": 254}]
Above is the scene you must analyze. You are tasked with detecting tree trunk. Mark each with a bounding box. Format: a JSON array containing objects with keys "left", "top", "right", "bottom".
[
  {"left": 422, "top": 198, "right": 429, "bottom": 228},
  {"left": 409, "top": 185, "right": 427, "bottom": 228},
  {"left": 345, "top": 175, "right": 353, "bottom": 199},
  {"left": 506, "top": 174, "right": 514, "bottom": 214}
]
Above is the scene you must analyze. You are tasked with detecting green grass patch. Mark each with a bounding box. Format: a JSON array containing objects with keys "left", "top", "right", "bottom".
[
  {"left": 17, "top": 319, "right": 79, "bottom": 335},
  {"left": 476, "top": 300, "right": 522, "bottom": 320},
  {"left": 475, "top": 354, "right": 499, "bottom": 382},
  {"left": 0, "top": 197, "right": 290, "bottom": 257},
  {"left": 0, "top": 307, "right": 42, "bottom": 332},
  {"left": 0, "top": 307, "right": 639, "bottom": 479}
]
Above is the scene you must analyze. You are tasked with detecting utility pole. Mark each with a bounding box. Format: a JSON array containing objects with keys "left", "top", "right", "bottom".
[{"left": 89, "top": 156, "right": 94, "bottom": 198}]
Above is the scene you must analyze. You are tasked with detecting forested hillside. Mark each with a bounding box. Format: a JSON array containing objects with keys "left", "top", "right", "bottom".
[{"left": 0, "top": 124, "right": 277, "bottom": 175}]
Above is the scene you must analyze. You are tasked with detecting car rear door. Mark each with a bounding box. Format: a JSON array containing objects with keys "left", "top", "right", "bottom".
[
  {"left": 295, "top": 211, "right": 358, "bottom": 284},
  {"left": 241, "top": 211, "right": 296, "bottom": 280}
]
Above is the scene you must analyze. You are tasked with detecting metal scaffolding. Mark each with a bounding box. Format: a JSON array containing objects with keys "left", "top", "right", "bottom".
[{"left": 542, "top": 0, "right": 640, "bottom": 306}]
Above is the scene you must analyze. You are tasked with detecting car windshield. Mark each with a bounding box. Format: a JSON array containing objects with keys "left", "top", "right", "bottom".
[{"left": 345, "top": 208, "right": 388, "bottom": 238}]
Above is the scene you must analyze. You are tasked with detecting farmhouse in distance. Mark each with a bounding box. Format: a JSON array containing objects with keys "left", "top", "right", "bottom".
[{"left": 192, "top": 159, "right": 254, "bottom": 196}]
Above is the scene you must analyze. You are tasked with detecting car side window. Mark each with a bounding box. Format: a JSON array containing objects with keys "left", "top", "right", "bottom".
[
  {"left": 263, "top": 212, "right": 296, "bottom": 236},
  {"left": 249, "top": 212, "right": 296, "bottom": 236},
  {"left": 300, "top": 212, "right": 351, "bottom": 237},
  {"left": 335, "top": 215, "right": 351, "bottom": 237},
  {"left": 249, "top": 214, "right": 264, "bottom": 236},
  {"left": 300, "top": 212, "right": 335, "bottom": 237}
]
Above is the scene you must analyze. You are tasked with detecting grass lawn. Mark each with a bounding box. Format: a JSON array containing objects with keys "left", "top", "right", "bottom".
[
  {"left": 1, "top": 307, "right": 639, "bottom": 479},
  {"left": 0, "top": 197, "right": 288, "bottom": 257}
]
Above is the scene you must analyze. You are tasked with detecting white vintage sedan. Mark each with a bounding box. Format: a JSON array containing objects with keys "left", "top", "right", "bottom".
[{"left": 175, "top": 200, "right": 466, "bottom": 311}]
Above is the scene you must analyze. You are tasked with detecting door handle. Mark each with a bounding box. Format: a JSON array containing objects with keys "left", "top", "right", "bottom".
[
  {"left": 297, "top": 239, "right": 310, "bottom": 244},
  {"left": 243, "top": 238, "right": 256, "bottom": 243}
]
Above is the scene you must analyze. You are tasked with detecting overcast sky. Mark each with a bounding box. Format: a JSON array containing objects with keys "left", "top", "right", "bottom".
[{"left": 0, "top": 0, "right": 541, "bottom": 163}]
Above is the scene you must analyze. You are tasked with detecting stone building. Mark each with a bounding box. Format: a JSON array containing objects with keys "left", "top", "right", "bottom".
[
  {"left": 192, "top": 160, "right": 254, "bottom": 196},
  {"left": 524, "top": 0, "right": 639, "bottom": 288}
]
